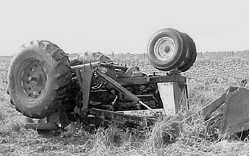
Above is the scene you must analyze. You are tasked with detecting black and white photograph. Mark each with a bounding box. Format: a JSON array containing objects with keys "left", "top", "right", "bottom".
[{"left": 0, "top": 0, "right": 249, "bottom": 155}]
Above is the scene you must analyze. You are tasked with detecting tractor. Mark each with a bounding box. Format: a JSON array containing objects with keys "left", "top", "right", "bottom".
[
  {"left": 7, "top": 28, "right": 195, "bottom": 131},
  {"left": 7, "top": 28, "right": 248, "bottom": 138}
]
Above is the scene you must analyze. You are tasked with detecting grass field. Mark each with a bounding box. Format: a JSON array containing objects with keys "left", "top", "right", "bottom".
[{"left": 1, "top": 51, "right": 249, "bottom": 155}]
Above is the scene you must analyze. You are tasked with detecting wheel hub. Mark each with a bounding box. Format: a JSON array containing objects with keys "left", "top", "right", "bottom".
[
  {"left": 154, "top": 37, "right": 176, "bottom": 62},
  {"left": 21, "top": 60, "right": 47, "bottom": 98}
]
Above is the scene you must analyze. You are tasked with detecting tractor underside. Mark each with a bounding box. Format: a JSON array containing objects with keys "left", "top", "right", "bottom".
[
  {"left": 70, "top": 61, "right": 188, "bottom": 128},
  {"left": 7, "top": 28, "right": 249, "bottom": 140}
]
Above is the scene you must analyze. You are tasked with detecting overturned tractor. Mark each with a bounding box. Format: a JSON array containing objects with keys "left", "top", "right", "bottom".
[{"left": 7, "top": 28, "right": 242, "bottom": 137}]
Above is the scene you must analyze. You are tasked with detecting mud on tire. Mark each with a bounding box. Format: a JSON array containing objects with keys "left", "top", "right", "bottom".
[{"left": 7, "top": 40, "right": 75, "bottom": 118}]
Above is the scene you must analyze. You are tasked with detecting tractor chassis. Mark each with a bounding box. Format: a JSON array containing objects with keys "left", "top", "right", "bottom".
[
  {"left": 25, "top": 62, "right": 189, "bottom": 132},
  {"left": 71, "top": 62, "right": 188, "bottom": 129}
]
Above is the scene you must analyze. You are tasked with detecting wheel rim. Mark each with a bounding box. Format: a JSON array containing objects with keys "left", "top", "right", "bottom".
[
  {"left": 154, "top": 37, "right": 176, "bottom": 62},
  {"left": 20, "top": 60, "right": 47, "bottom": 98}
]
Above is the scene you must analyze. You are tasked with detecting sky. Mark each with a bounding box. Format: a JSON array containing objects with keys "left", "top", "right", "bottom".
[{"left": 0, "top": 0, "right": 248, "bottom": 56}]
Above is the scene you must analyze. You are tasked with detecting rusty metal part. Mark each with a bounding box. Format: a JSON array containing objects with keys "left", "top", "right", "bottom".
[
  {"left": 21, "top": 60, "right": 47, "bottom": 98},
  {"left": 96, "top": 70, "right": 140, "bottom": 102},
  {"left": 24, "top": 111, "right": 70, "bottom": 131},
  {"left": 184, "top": 86, "right": 249, "bottom": 137},
  {"left": 201, "top": 93, "right": 226, "bottom": 120},
  {"left": 138, "top": 101, "right": 157, "bottom": 115},
  {"left": 222, "top": 88, "right": 249, "bottom": 134},
  {"left": 75, "top": 63, "right": 94, "bottom": 112},
  {"left": 201, "top": 87, "right": 238, "bottom": 120},
  {"left": 70, "top": 61, "right": 188, "bottom": 130},
  {"left": 117, "top": 74, "right": 186, "bottom": 86},
  {"left": 88, "top": 108, "right": 157, "bottom": 128},
  {"left": 24, "top": 122, "right": 58, "bottom": 131}
]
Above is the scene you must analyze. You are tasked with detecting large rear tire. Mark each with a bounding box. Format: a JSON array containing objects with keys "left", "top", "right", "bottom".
[{"left": 7, "top": 40, "right": 74, "bottom": 118}]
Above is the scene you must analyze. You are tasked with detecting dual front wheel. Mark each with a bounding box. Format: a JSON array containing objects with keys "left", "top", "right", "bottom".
[{"left": 148, "top": 28, "right": 197, "bottom": 72}]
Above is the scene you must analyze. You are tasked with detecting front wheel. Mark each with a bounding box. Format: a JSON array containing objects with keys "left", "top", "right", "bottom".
[
  {"left": 148, "top": 28, "right": 187, "bottom": 71},
  {"left": 148, "top": 28, "right": 196, "bottom": 72}
]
